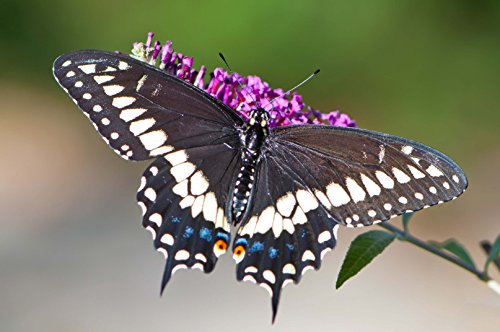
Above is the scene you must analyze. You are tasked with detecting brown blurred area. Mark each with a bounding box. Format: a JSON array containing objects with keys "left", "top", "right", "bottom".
[{"left": 1, "top": 0, "right": 499, "bottom": 331}]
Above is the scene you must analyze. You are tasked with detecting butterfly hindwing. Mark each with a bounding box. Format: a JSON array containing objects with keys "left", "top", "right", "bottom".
[
  {"left": 53, "top": 50, "right": 243, "bottom": 161},
  {"left": 271, "top": 125, "right": 467, "bottom": 228},
  {"left": 138, "top": 142, "right": 241, "bottom": 292},
  {"left": 233, "top": 151, "right": 340, "bottom": 320}
]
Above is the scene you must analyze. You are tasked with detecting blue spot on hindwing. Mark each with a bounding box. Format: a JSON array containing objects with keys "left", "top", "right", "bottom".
[
  {"left": 216, "top": 232, "right": 230, "bottom": 242},
  {"left": 235, "top": 238, "right": 248, "bottom": 247},
  {"left": 268, "top": 247, "right": 279, "bottom": 259},
  {"left": 199, "top": 227, "right": 213, "bottom": 241},
  {"left": 183, "top": 226, "right": 194, "bottom": 239},
  {"left": 248, "top": 241, "right": 264, "bottom": 253},
  {"left": 171, "top": 216, "right": 181, "bottom": 223},
  {"left": 286, "top": 244, "right": 295, "bottom": 251}
]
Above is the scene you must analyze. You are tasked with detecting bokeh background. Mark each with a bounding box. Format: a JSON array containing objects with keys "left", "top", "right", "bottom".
[{"left": 1, "top": 0, "right": 499, "bottom": 331}]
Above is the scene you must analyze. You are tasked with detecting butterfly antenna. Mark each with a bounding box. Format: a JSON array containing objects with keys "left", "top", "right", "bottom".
[
  {"left": 219, "top": 52, "right": 258, "bottom": 106},
  {"left": 263, "top": 69, "right": 320, "bottom": 110}
]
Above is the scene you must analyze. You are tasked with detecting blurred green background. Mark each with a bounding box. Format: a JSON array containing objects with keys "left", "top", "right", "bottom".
[{"left": 1, "top": 0, "right": 499, "bottom": 331}]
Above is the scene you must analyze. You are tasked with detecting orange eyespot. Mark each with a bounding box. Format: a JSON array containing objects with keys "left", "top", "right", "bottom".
[
  {"left": 232, "top": 245, "right": 246, "bottom": 263},
  {"left": 215, "top": 239, "right": 227, "bottom": 251},
  {"left": 213, "top": 239, "right": 228, "bottom": 257}
]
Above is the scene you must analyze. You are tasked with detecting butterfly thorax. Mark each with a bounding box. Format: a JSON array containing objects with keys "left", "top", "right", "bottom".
[{"left": 231, "top": 108, "right": 269, "bottom": 224}]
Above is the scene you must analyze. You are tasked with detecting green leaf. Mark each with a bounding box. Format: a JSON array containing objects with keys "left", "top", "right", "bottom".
[
  {"left": 336, "top": 230, "right": 396, "bottom": 289},
  {"left": 402, "top": 212, "right": 414, "bottom": 232},
  {"left": 484, "top": 235, "right": 500, "bottom": 275},
  {"left": 430, "top": 239, "right": 476, "bottom": 269}
]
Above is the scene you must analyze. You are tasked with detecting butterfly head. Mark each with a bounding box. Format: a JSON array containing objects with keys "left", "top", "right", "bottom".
[{"left": 248, "top": 108, "right": 269, "bottom": 128}]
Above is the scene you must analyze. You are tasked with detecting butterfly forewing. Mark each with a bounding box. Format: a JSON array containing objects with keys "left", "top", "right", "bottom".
[
  {"left": 270, "top": 125, "right": 468, "bottom": 227},
  {"left": 53, "top": 50, "right": 243, "bottom": 161}
]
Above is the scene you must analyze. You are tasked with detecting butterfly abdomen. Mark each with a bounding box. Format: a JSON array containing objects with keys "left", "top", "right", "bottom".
[
  {"left": 231, "top": 113, "right": 269, "bottom": 223},
  {"left": 232, "top": 152, "right": 258, "bottom": 223}
]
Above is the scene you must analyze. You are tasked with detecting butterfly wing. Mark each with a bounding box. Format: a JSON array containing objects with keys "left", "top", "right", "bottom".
[
  {"left": 138, "top": 142, "right": 240, "bottom": 292},
  {"left": 233, "top": 124, "right": 467, "bottom": 320},
  {"left": 271, "top": 124, "right": 467, "bottom": 226},
  {"left": 232, "top": 151, "right": 340, "bottom": 321},
  {"left": 53, "top": 50, "right": 243, "bottom": 161},
  {"left": 53, "top": 50, "right": 244, "bottom": 291}
]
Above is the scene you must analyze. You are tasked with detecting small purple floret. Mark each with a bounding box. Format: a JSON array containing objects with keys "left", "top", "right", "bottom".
[{"left": 130, "top": 33, "right": 356, "bottom": 128}]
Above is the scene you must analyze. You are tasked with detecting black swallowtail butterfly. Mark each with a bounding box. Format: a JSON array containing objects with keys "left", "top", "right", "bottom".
[{"left": 53, "top": 50, "right": 467, "bottom": 321}]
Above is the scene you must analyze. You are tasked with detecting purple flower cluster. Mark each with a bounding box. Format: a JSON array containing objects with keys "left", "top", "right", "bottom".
[{"left": 130, "top": 32, "right": 356, "bottom": 128}]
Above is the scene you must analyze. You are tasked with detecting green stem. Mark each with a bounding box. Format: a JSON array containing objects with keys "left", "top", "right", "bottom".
[{"left": 377, "top": 222, "right": 489, "bottom": 282}]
